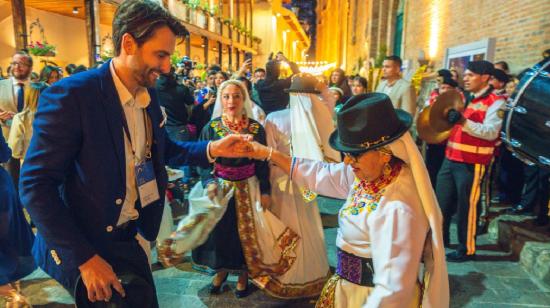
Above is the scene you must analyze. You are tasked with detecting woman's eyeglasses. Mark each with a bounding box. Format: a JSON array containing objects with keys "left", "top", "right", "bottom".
[{"left": 342, "top": 152, "right": 363, "bottom": 163}]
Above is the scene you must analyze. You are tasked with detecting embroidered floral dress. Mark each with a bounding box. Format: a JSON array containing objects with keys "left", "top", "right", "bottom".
[
  {"left": 191, "top": 117, "right": 301, "bottom": 294},
  {"left": 289, "top": 158, "right": 430, "bottom": 308},
  {"left": 192, "top": 117, "right": 271, "bottom": 272}
]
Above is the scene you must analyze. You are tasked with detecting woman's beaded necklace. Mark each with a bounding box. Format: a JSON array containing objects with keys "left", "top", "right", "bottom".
[
  {"left": 221, "top": 113, "right": 248, "bottom": 133},
  {"left": 340, "top": 161, "right": 403, "bottom": 217}
]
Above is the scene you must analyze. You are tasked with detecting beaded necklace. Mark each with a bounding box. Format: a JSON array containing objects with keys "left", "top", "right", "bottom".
[
  {"left": 340, "top": 161, "right": 403, "bottom": 217},
  {"left": 222, "top": 113, "right": 249, "bottom": 133}
]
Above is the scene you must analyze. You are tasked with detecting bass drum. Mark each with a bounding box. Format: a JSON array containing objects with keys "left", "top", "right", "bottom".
[{"left": 502, "top": 58, "right": 550, "bottom": 169}]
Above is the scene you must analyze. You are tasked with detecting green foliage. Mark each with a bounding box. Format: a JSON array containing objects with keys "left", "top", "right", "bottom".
[
  {"left": 374, "top": 45, "right": 388, "bottom": 68},
  {"left": 170, "top": 50, "right": 181, "bottom": 67}
]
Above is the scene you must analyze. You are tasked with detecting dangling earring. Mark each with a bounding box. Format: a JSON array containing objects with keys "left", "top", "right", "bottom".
[{"left": 383, "top": 162, "right": 392, "bottom": 176}]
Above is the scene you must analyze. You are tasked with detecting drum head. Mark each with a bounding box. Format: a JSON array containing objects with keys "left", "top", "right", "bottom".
[{"left": 504, "top": 59, "right": 550, "bottom": 169}]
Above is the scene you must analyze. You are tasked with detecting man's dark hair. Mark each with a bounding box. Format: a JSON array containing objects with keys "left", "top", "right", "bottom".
[
  {"left": 494, "top": 61, "right": 510, "bottom": 72},
  {"left": 543, "top": 49, "right": 550, "bottom": 60},
  {"left": 14, "top": 50, "right": 33, "bottom": 67},
  {"left": 254, "top": 68, "right": 266, "bottom": 74},
  {"left": 384, "top": 55, "right": 402, "bottom": 67},
  {"left": 112, "top": 0, "right": 188, "bottom": 56},
  {"left": 208, "top": 64, "right": 222, "bottom": 73},
  {"left": 65, "top": 63, "right": 77, "bottom": 75},
  {"left": 236, "top": 76, "right": 252, "bottom": 92}
]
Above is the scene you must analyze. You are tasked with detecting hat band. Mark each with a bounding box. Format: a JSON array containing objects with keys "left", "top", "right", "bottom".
[{"left": 339, "top": 135, "right": 390, "bottom": 148}]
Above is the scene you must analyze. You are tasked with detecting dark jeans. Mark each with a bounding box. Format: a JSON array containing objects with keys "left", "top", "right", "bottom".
[{"left": 436, "top": 159, "right": 486, "bottom": 255}]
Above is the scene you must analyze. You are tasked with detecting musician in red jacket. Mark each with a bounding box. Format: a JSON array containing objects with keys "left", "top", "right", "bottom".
[{"left": 436, "top": 60, "right": 506, "bottom": 262}]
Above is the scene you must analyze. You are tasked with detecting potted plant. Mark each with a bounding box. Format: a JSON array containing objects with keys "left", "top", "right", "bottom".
[{"left": 28, "top": 41, "right": 56, "bottom": 57}]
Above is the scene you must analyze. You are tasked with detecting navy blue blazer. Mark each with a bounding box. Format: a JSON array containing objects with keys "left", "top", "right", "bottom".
[{"left": 19, "top": 61, "right": 209, "bottom": 289}]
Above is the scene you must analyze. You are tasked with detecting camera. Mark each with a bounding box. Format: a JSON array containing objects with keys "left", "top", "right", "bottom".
[{"left": 177, "top": 56, "right": 194, "bottom": 71}]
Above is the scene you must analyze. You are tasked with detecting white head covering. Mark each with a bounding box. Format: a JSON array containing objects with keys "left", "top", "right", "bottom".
[
  {"left": 289, "top": 92, "right": 341, "bottom": 202},
  {"left": 289, "top": 93, "right": 341, "bottom": 162},
  {"left": 211, "top": 79, "right": 264, "bottom": 123},
  {"left": 387, "top": 133, "right": 449, "bottom": 308}
]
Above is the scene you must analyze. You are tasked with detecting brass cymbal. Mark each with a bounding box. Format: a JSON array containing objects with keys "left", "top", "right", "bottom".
[
  {"left": 417, "top": 105, "right": 451, "bottom": 144},
  {"left": 429, "top": 90, "right": 465, "bottom": 132}
]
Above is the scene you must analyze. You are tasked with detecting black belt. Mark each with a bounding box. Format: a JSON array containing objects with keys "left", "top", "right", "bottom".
[{"left": 336, "top": 248, "right": 375, "bottom": 287}]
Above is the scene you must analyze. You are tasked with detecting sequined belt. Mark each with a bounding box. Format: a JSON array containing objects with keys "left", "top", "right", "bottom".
[
  {"left": 214, "top": 163, "right": 255, "bottom": 181},
  {"left": 336, "top": 248, "right": 374, "bottom": 287}
]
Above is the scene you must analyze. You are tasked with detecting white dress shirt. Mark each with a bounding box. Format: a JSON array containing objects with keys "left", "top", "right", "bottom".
[{"left": 110, "top": 62, "right": 151, "bottom": 226}]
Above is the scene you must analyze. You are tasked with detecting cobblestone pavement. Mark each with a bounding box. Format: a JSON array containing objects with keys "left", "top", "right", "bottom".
[{"left": 6, "top": 197, "right": 550, "bottom": 308}]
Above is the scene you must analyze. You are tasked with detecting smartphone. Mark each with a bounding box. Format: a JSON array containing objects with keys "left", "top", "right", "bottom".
[{"left": 244, "top": 52, "right": 253, "bottom": 62}]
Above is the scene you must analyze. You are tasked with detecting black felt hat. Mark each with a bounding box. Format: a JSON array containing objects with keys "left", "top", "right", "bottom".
[
  {"left": 437, "top": 69, "right": 453, "bottom": 79},
  {"left": 74, "top": 273, "right": 155, "bottom": 308},
  {"left": 284, "top": 73, "right": 320, "bottom": 94},
  {"left": 441, "top": 77, "right": 458, "bottom": 88},
  {"left": 329, "top": 93, "right": 412, "bottom": 153},
  {"left": 466, "top": 60, "right": 494, "bottom": 76},
  {"left": 492, "top": 68, "right": 510, "bottom": 83}
]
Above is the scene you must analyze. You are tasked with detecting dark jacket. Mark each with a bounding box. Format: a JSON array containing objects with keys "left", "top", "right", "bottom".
[
  {"left": 19, "top": 60, "right": 209, "bottom": 291},
  {"left": 255, "top": 60, "right": 300, "bottom": 114},
  {"left": 155, "top": 74, "right": 194, "bottom": 127}
]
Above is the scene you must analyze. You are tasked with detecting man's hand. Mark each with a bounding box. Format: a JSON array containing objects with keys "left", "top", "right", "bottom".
[
  {"left": 79, "top": 254, "right": 125, "bottom": 302},
  {"left": 275, "top": 52, "right": 287, "bottom": 62},
  {"left": 209, "top": 134, "right": 253, "bottom": 158},
  {"left": 446, "top": 109, "right": 465, "bottom": 125},
  {"left": 260, "top": 194, "right": 271, "bottom": 211},
  {"left": 0, "top": 110, "right": 15, "bottom": 121},
  {"left": 203, "top": 95, "right": 216, "bottom": 109},
  {"left": 239, "top": 59, "right": 252, "bottom": 75}
]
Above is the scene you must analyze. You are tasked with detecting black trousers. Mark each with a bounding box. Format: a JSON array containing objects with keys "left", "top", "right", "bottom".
[
  {"left": 425, "top": 143, "right": 446, "bottom": 190},
  {"left": 496, "top": 146, "right": 525, "bottom": 203},
  {"left": 520, "top": 165, "right": 550, "bottom": 219},
  {"left": 436, "top": 158, "right": 486, "bottom": 255},
  {"left": 70, "top": 225, "right": 158, "bottom": 308}
]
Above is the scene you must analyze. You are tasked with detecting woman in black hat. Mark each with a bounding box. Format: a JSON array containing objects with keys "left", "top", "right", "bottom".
[{"left": 248, "top": 93, "right": 449, "bottom": 307}]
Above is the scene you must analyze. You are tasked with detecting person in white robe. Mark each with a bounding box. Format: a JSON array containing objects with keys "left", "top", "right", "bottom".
[
  {"left": 248, "top": 93, "right": 449, "bottom": 308},
  {"left": 263, "top": 74, "right": 340, "bottom": 298}
]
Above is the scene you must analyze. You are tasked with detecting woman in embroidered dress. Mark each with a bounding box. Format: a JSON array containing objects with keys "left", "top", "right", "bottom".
[
  {"left": 249, "top": 93, "right": 449, "bottom": 308},
  {"left": 165, "top": 80, "right": 298, "bottom": 299}
]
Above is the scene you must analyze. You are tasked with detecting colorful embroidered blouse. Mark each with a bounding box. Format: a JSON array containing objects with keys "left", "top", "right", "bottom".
[
  {"left": 198, "top": 117, "right": 270, "bottom": 194},
  {"left": 340, "top": 162, "right": 402, "bottom": 218}
]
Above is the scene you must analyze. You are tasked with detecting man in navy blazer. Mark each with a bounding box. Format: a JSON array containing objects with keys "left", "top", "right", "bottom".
[{"left": 19, "top": 1, "right": 250, "bottom": 306}]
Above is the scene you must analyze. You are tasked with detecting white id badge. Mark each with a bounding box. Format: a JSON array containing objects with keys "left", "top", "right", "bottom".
[{"left": 135, "top": 160, "right": 160, "bottom": 208}]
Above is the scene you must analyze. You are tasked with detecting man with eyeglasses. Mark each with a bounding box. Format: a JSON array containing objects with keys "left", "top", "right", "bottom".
[{"left": 0, "top": 51, "right": 33, "bottom": 141}]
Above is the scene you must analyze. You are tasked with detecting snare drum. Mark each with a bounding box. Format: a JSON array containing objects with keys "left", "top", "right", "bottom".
[{"left": 502, "top": 59, "right": 550, "bottom": 169}]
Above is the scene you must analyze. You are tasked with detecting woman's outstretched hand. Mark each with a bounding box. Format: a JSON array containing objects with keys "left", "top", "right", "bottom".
[{"left": 247, "top": 141, "right": 270, "bottom": 161}]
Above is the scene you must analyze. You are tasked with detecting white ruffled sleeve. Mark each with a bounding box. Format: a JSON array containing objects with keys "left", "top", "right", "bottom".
[{"left": 290, "top": 158, "right": 354, "bottom": 199}]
